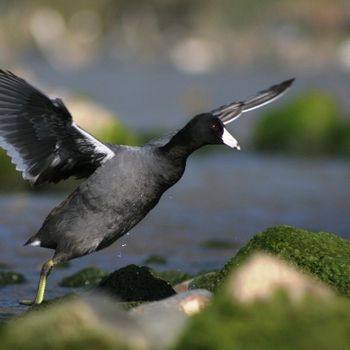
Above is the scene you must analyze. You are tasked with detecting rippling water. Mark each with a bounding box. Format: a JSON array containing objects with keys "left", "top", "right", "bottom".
[{"left": 0, "top": 152, "right": 349, "bottom": 317}]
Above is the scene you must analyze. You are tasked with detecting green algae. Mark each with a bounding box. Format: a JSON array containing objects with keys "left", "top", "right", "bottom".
[
  {"left": 58, "top": 267, "right": 108, "bottom": 288},
  {"left": 253, "top": 90, "right": 350, "bottom": 155},
  {"left": 174, "top": 292, "right": 350, "bottom": 350},
  {"left": 215, "top": 225, "right": 350, "bottom": 296},
  {"left": 150, "top": 269, "right": 190, "bottom": 286},
  {"left": 143, "top": 255, "right": 167, "bottom": 266},
  {"left": 0, "top": 270, "right": 26, "bottom": 285}
]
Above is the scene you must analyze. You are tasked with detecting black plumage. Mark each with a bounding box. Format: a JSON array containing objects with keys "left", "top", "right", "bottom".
[{"left": 0, "top": 70, "right": 294, "bottom": 304}]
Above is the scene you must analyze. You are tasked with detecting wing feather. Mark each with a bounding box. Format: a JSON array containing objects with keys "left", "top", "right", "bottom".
[
  {"left": 0, "top": 70, "right": 115, "bottom": 185},
  {"left": 212, "top": 79, "right": 294, "bottom": 125}
]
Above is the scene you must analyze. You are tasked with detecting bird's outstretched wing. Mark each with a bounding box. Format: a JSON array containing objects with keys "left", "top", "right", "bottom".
[
  {"left": 0, "top": 70, "right": 115, "bottom": 185},
  {"left": 211, "top": 78, "right": 295, "bottom": 125}
]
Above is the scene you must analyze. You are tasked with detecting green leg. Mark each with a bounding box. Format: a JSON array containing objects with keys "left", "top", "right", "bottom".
[{"left": 19, "top": 259, "right": 56, "bottom": 305}]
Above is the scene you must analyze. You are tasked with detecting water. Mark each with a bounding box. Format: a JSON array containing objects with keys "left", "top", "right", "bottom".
[{"left": 0, "top": 152, "right": 349, "bottom": 317}]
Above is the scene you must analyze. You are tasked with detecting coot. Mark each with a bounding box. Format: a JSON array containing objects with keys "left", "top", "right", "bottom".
[{"left": 0, "top": 70, "right": 294, "bottom": 304}]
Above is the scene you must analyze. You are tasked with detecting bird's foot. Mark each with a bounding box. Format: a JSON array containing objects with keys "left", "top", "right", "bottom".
[{"left": 18, "top": 299, "right": 36, "bottom": 306}]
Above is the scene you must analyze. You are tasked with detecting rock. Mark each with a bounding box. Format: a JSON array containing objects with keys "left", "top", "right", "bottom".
[
  {"left": 173, "top": 279, "right": 193, "bottom": 293},
  {"left": 143, "top": 255, "right": 167, "bottom": 265},
  {"left": 216, "top": 225, "right": 350, "bottom": 296},
  {"left": 1, "top": 296, "right": 151, "bottom": 350},
  {"left": 97, "top": 265, "right": 176, "bottom": 302},
  {"left": 253, "top": 90, "right": 346, "bottom": 155},
  {"left": 150, "top": 269, "right": 190, "bottom": 286},
  {"left": 189, "top": 271, "right": 218, "bottom": 292},
  {"left": 0, "top": 270, "right": 26, "bottom": 285},
  {"left": 174, "top": 254, "right": 350, "bottom": 350},
  {"left": 59, "top": 267, "right": 108, "bottom": 288},
  {"left": 227, "top": 253, "right": 333, "bottom": 304},
  {"left": 130, "top": 290, "right": 212, "bottom": 349}
]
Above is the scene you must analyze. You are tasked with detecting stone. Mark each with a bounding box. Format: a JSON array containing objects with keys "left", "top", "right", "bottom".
[
  {"left": 215, "top": 225, "right": 350, "bottom": 296},
  {"left": 174, "top": 253, "right": 350, "bottom": 350},
  {"left": 1, "top": 296, "right": 151, "bottom": 350},
  {"left": 130, "top": 290, "right": 212, "bottom": 349},
  {"left": 0, "top": 270, "right": 26, "bottom": 285},
  {"left": 97, "top": 265, "right": 176, "bottom": 302},
  {"left": 59, "top": 267, "right": 108, "bottom": 288}
]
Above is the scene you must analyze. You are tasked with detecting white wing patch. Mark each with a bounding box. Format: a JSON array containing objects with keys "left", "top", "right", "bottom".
[{"left": 0, "top": 135, "right": 37, "bottom": 182}]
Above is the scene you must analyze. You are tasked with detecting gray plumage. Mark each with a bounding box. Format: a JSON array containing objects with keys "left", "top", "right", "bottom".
[{"left": 0, "top": 70, "right": 293, "bottom": 304}]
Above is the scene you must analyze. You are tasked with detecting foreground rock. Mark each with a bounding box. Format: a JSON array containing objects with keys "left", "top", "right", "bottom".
[
  {"left": 215, "top": 225, "right": 350, "bottom": 296},
  {"left": 130, "top": 290, "right": 212, "bottom": 349},
  {"left": 174, "top": 253, "right": 350, "bottom": 349},
  {"left": 1, "top": 296, "right": 150, "bottom": 350},
  {"left": 98, "top": 265, "right": 176, "bottom": 302}
]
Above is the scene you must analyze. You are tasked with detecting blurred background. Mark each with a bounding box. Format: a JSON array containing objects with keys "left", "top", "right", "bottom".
[{"left": 0, "top": 0, "right": 349, "bottom": 309}]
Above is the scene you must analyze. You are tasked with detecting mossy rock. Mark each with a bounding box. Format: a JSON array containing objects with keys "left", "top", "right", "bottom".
[
  {"left": 174, "top": 291, "right": 350, "bottom": 350},
  {"left": 97, "top": 264, "right": 176, "bottom": 302},
  {"left": 58, "top": 267, "right": 108, "bottom": 288},
  {"left": 253, "top": 91, "right": 346, "bottom": 154},
  {"left": 150, "top": 269, "right": 190, "bottom": 286},
  {"left": 143, "top": 255, "right": 167, "bottom": 265},
  {"left": 0, "top": 270, "right": 26, "bottom": 285},
  {"left": 189, "top": 271, "right": 219, "bottom": 292},
  {"left": 1, "top": 297, "right": 149, "bottom": 350},
  {"left": 215, "top": 225, "right": 350, "bottom": 296}
]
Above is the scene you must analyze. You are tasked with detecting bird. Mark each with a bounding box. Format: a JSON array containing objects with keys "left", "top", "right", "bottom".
[{"left": 0, "top": 70, "right": 294, "bottom": 304}]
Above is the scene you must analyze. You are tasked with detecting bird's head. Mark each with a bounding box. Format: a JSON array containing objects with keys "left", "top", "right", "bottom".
[{"left": 187, "top": 113, "right": 240, "bottom": 150}]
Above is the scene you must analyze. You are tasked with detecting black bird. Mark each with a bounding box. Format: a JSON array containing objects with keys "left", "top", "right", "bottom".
[{"left": 0, "top": 70, "right": 294, "bottom": 304}]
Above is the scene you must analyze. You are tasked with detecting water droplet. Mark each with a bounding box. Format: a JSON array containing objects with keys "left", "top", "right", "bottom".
[{"left": 122, "top": 243, "right": 127, "bottom": 247}]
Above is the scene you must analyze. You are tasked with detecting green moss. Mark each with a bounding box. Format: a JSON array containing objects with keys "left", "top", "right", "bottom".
[
  {"left": 143, "top": 255, "right": 167, "bottom": 265},
  {"left": 189, "top": 271, "right": 219, "bottom": 292},
  {"left": 58, "top": 267, "right": 108, "bottom": 288},
  {"left": 253, "top": 91, "right": 348, "bottom": 155},
  {"left": 97, "top": 264, "right": 176, "bottom": 302},
  {"left": 174, "top": 292, "right": 350, "bottom": 350},
  {"left": 0, "top": 270, "right": 26, "bottom": 285},
  {"left": 1, "top": 299, "right": 139, "bottom": 350},
  {"left": 150, "top": 269, "right": 190, "bottom": 286},
  {"left": 215, "top": 225, "right": 350, "bottom": 296}
]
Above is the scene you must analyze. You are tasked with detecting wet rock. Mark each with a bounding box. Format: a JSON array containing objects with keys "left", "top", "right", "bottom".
[
  {"left": 98, "top": 265, "right": 176, "bottom": 302},
  {"left": 2, "top": 296, "right": 151, "bottom": 350},
  {"left": 215, "top": 225, "right": 350, "bottom": 296},
  {"left": 0, "top": 270, "right": 26, "bottom": 285},
  {"left": 55, "top": 262, "right": 71, "bottom": 269},
  {"left": 228, "top": 253, "right": 333, "bottom": 304},
  {"left": 189, "top": 271, "right": 218, "bottom": 292},
  {"left": 143, "top": 255, "right": 167, "bottom": 265},
  {"left": 130, "top": 290, "right": 212, "bottom": 349},
  {"left": 253, "top": 91, "right": 347, "bottom": 155},
  {"left": 58, "top": 267, "right": 108, "bottom": 288},
  {"left": 174, "top": 254, "right": 350, "bottom": 350},
  {"left": 150, "top": 269, "right": 190, "bottom": 286}
]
